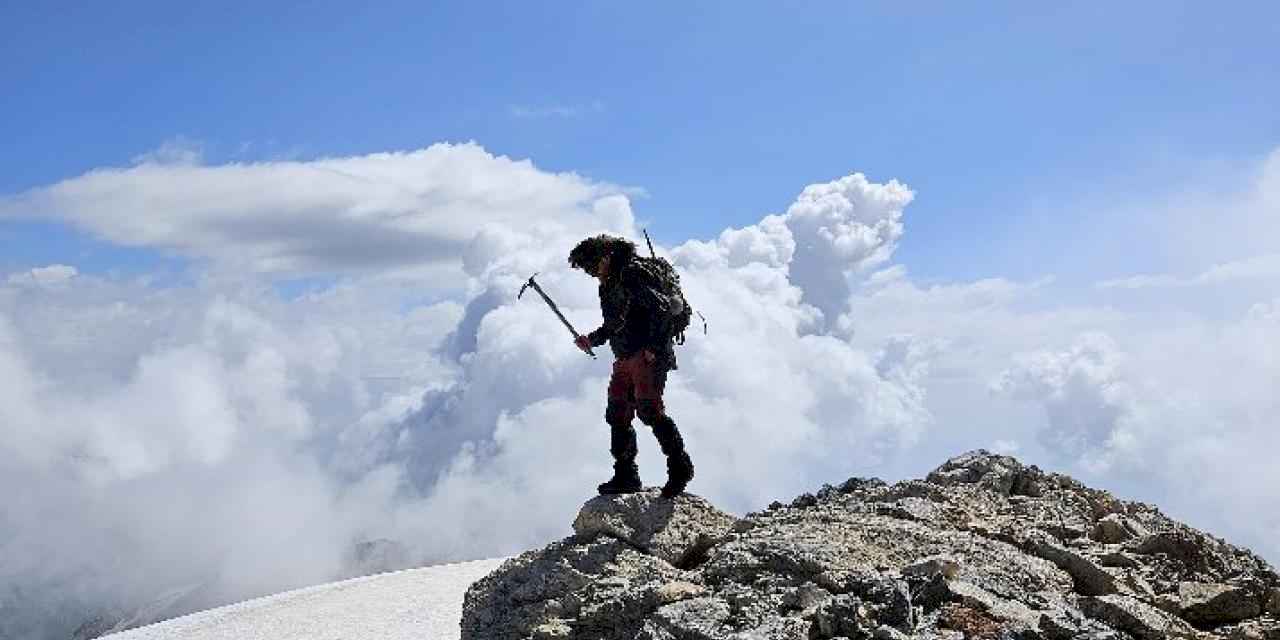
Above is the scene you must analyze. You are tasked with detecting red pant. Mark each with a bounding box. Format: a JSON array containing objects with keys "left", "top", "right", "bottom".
[{"left": 606, "top": 351, "right": 669, "bottom": 424}]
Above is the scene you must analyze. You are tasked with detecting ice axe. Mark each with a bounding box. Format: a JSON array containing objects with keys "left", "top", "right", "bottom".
[{"left": 518, "top": 273, "right": 596, "bottom": 359}]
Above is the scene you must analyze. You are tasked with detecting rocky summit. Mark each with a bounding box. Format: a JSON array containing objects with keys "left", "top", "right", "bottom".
[{"left": 461, "top": 451, "right": 1280, "bottom": 640}]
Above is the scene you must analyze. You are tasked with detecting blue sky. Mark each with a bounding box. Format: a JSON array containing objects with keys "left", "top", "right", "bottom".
[{"left": 4, "top": 2, "right": 1277, "bottom": 284}]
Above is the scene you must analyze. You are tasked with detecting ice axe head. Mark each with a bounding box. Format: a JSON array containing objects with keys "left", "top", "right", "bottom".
[{"left": 518, "top": 272, "right": 539, "bottom": 300}]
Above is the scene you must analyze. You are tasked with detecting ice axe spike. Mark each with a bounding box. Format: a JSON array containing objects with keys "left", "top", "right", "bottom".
[{"left": 518, "top": 272, "right": 596, "bottom": 359}]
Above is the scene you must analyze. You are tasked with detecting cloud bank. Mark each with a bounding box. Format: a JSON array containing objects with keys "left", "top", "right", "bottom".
[{"left": 2, "top": 143, "right": 1279, "bottom": 638}]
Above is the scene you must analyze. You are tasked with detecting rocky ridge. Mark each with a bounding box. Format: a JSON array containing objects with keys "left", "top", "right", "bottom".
[{"left": 461, "top": 451, "right": 1280, "bottom": 640}]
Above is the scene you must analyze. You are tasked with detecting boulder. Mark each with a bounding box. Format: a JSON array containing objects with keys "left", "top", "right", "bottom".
[
  {"left": 1028, "top": 536, "right": 1119, "bottom": 596},
  {"left": 1178, "top": 582, "right": 1262, "bottom": 626},
  {"left": 902, "top": 555, "right": 961, "bottom": 581},
  {"left": 573, "top": 490, "right": 736, "bottom": 567},
  {"left": 945, "top": 580, "right": 1041, "bottom": 628},
  {"left": 648, "top": 597, "right": 732, "bottom": 637},
  {"left": 1092, "top": 514, "right": 1137, "bottom": 544},
  {"left": 1080, "top": 594, "right": 1199, "bottom": 640},
  {"left": 1219, "top": 618, "right": 1280, "bottom": 640},
  {"left": 926, "top": 450, "right": 1039, "bottom": 496}
]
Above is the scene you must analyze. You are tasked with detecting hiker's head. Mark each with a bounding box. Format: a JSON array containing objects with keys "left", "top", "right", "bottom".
[{"left": 569, "top": 235, "right": 636, "bottom": 280}]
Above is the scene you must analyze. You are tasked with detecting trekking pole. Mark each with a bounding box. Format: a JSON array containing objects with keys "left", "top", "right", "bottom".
[{"left": 518, "top": 273, "right": 596, "bottom": 359}]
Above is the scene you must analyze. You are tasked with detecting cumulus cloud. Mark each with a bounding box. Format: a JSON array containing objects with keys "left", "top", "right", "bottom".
[
  {"left": 990, "top": 308, "right": 1280, "bottom": 561},
  {"left": 0, "top": 270, "right": 479, "bottom": 638},
  {"left": 4, "top": 145, "right": 1280, "bottom": 638},
  {"left": 0, "top": 163, "right": 941, "bottom": 637},
  {"left": 782, "top": 173, "right": 912, "bottom": 324},
  {"left": 992, "top": 333, "right": 1134, "bottom": 467}
]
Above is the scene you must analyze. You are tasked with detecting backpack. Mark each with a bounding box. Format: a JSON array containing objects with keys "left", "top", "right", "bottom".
[{"left": 630, "top": 256, "right": 693, "bottom": 345}]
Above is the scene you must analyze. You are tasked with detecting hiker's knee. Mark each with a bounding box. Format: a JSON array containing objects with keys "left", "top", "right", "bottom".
[
  {"left": 636, "top": 399, "right": 666, "bottom": 426},
  {"left": 605, "top": 400, "right": 633, "bottom": 427}
]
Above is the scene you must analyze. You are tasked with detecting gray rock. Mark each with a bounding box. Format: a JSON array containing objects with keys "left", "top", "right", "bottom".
[
  {"left": 635, "top": 619, "right": 679, "bottom": 640},
  {"left": 912, "top": 572, "right": 955, "bottom": 613},
  {"left": 461, "top": 451, "right": 1279, "bottom": 640},
  {"left": 573, "top": 490, "right": 736, "bottom": 567},
  {"left": 1219, "top": 617, "right": 1280, "bottom": 640},
  {"left": 1268, "top": 588, "right": 1280, "bottom": 615},
  {"left": 461, "top": 537, "right": 679, "bottom": 639},
  {"left": 926, "top": 450, "right": 1031, "bottom": 496},
  {"left": 1178, "top": 581, "right": 1262, "bottom": 625},
  {"left": 1080, "top": 594, "right": 1199, "bottom": 640},
  {"left": 650, "top": 596, "right": 733, "bottom": 638},
  {"left": 1038, "top": 611, "right": 1082, "bottom": 640},
  {"left": 654, "top": 580, "right": 707, "bottom": 605},
  {"left": 1097, "top": 551, "right": 1142, "bottom": 569},
  {"left": 530, "top": 619, "right": 573, "bottom": 639},
  {"left": 903, "top": 556, "right": 961, "bottom": 580},
  {"left": 873, "top": 624, "right": 909, "bottom": 640},
  {"left": 809, "top": 593, "right": 871, "bottom": 639},
  {"left": 857, "top": 577, "right": 915, "bottom": 630},
  {"left": 1093, "top": 514, "right": 1137, "bottom": 544},
  {"left": 946, "top": 580, "right": 1041, "bottom": 628},
  {"left": 1133, "top": 528, "right": 1247, "bottom": 580},
  {"left": 1028, "top": 536, "right": 1119, "bottom": 596},
  {"left": 1119, "top": 572, "right": 1158, "bottom": 600},
  {"left": 733, "top": 616, "right": 811, "bottom": 639},
  {"left": 875, "top": 497, "right": 942, "bottom": 523},
  {"left": 780, "top": 582, "right": 831, "bottom": 612}
]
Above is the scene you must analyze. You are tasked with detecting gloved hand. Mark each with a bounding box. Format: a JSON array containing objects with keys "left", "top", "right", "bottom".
[{"left": 575, "top": 334, "right": 592, "bottom": 353}]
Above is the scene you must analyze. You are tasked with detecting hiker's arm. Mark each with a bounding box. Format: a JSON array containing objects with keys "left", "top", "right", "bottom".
[{"left": 588, "top": 286, "right": 630, "bottom": 347}]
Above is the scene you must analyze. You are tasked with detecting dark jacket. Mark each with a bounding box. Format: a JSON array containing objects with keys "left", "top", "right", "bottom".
[{"left": 587, "top": 254, "right": 677, "bottom": 369}]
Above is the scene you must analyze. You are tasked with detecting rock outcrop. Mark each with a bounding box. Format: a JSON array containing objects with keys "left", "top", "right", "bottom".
[{"left": 461, "top": 451, "right": 1280, "bottom": 640}]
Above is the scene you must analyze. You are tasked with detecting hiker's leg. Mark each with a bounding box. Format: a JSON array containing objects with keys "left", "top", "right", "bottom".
[
  {"left": 634, "top": 356, "right": 693, "bottom": 498},
  {"left": 599, "top": 357, "right": 640, "bottom": 494}
]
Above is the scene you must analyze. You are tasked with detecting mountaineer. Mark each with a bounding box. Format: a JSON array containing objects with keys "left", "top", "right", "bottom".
[{"left": 568, "top": 234, "right": 695, "bottom": 499}]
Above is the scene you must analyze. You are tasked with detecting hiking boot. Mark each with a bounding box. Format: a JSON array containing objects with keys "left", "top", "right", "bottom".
[
  {"left": 598, "top": 464, "right": 642, "bottom": 494},
  {"left": 660, "top": 451, "right": 694, "bottom": 499},
  {"left": 600, "top": 420, "right": 641, "bottom": 495},
  {"left": 651, "top": 418, "right": 694, "bottom": 499}
]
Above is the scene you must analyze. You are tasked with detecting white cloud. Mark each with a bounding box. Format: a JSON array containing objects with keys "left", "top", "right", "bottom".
[
  {"left": 0, "top": 271, "right": 484, "bottom": 637},
  {"left": 0, "top": 167, "right": 941, "bottom": 636},
  {"left": 1098, "top": 253, "right": 1280, "bottom": 289},
  {"left": 782, "top": 173, "right": 913, "bottom": 324},
  {"left": 988, "top": 309, "right": 1280, "bottom": 558},
  {"left": 0, "top": 143, "right": 631, "bottom": 279},
  {"left": 1097, "top": 147, "right": 1280, "bottom": 281},
  {"left": 131, "top": 136, "right": 205, "bottom": 167},
  {"left": 5, "top": 147, "right": 1280, "bottom": 637},
  {"left": 508, "top": 101, "right": 604, "bottom": 119},
  {"left": 991, "top": 439, "right": 1021, "bottom": 454},
  {"left": 6, "top": 263, "right": 78, "bottom": 287},
  {"left": 992, "top": 333, "right": 1134, "bottom": 467},
  {"left": 1248, "top": 298, "right": 1280, "bottom": 322}
]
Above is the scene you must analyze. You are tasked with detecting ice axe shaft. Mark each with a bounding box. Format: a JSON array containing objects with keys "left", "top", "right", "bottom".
[{"left": 518, "top": 273, "right": 596, "bottom": 358}]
